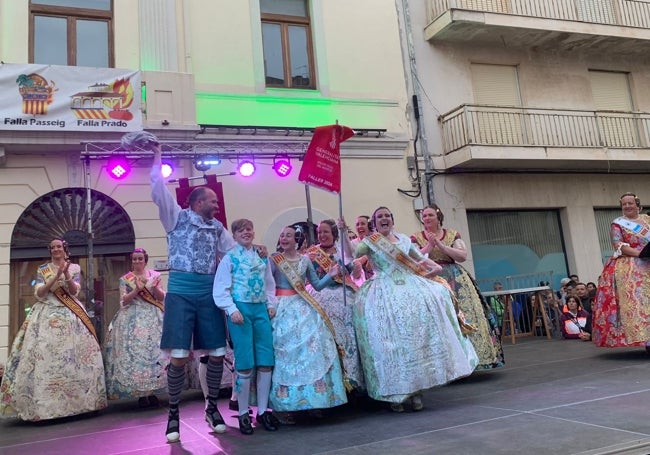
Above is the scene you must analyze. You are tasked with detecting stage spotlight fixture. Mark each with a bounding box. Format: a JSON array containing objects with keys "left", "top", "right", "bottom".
[
  {"left": 161, "top": 162, "right": 174, "bottom": 178},
  {"left": 238, "top": 160, "right": 256, "bottom": 177},
  {"left": 194, "top": 156, "right": 221, "bottom": 172},
  {"left": 272, "top": 155, "right": 292, "bottom": 177},
  {"left": 107, "top": 156, "right": 131, "bottom": 180}
]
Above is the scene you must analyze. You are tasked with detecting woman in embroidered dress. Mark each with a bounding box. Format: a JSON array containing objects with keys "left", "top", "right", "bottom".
[
  {"left": 0, "top": 239, "right": 106, "bottom": 421},
  {"left": 307, "top": 219, "right": 364, "bottom": 393},
  {"left": 351, "top": 215, "right": 373, "bottom": 285},
  {"left": 411, "top": 205, "right": 503, "bottom": 370},
  {"left": 269, "top": 225, "right": 348, "bottom": 413},
  {"left": 355, "top": 207, "right": 478, "bottom": 412},
  {"left": 104, "top": 248, "right": 167, "bottom": 407},
  {"left": 592, "top": 192, "right": 650, "bottom": 352}
]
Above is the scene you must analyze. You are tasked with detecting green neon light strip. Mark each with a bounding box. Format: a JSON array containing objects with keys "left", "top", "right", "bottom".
[{"left": 195, "top": 91, "right": 398, "bottom": 128}]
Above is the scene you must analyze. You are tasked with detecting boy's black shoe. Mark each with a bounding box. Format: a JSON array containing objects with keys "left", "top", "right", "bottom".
[
  {"left": 238, "top": 413, "right": 254, "bottom": 435},
  {"left": 256, "top": 412, "right": 279, "bottom": 431}
]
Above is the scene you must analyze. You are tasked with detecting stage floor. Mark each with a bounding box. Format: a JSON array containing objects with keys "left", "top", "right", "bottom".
[{"left": 1, "top": 337, "right": 649, "bottom": 455}]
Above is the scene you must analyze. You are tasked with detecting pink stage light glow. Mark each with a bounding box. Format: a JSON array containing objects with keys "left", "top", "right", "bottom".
[
  {"left": 161, "top": 163, "right": 173, "bottom": 178},
  {"left": 238, "top": 160, "right": 256, "bottom": 177}
]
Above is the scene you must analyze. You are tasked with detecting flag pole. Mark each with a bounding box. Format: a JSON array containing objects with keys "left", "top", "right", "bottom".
[
  {"left": 304, "top": 184, "right": 315, "bottom": 246},
  {"left": 335, "top": 120, "right": 349, "bottom": 307}
]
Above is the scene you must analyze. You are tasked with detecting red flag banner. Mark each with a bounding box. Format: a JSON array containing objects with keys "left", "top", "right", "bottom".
[{"left": 298, "top": 124, "right": 355, "bottom": 194}]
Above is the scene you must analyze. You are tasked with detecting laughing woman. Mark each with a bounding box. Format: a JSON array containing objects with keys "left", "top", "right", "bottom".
[
  {"left": 354, "top": 207, "right": 478, "bottom": 412},
  {"left": 0, "top": 239, "right": 106, "bottom": 421}
]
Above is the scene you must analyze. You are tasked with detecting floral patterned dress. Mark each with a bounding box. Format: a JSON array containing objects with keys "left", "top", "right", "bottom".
[
  {"left": 104, "top": 270, "right": 167, "bottom": 399},
  {"left": 354, "top": 233, "right": 478, "bottom": 404},
  {"left": 269, "top": 255, "right": 348, "bottom": 411},
  {"left": 307, "top": 245, "right": 365, "bottom": 392},
  {"left": 0, "top": 263, "right": 107, "bottom": 421},
  {"left": 411, "top": 229, "right": 504, "bottom": 370},
  {"left": 592, "top": 215, "right": 650, "bottom": 347}
]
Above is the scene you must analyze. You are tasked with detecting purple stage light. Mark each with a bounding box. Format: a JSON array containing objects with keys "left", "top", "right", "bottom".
[
  {"left": 272, "top": 157, "right": 292, "bottom": 177},
  {"left": 107, "top": 156, "right": 131, "bottom": 180}
]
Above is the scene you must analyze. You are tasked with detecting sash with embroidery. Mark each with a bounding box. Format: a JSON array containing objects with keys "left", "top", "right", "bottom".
[
  {"left": 365, "top": 233, "right": 477, "bottom": 335},
  {"left": 123, "top": 272, "right": 165, "bottom": 312},
  {"left": 272, "top": 253, "right": 353, "bottom": 391},
  {"left": 613, "top": 216, "right": 650, "bottom": 243},
  {"left": 40, "top": 263, "right": 98, "bottom": 342},
  {"left": 306, "top": 245, "right": 359, "bottom": 292}
]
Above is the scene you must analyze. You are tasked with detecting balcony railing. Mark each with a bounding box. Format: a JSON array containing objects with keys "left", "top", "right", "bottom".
[
  {"left": 439, "top": 104, "right": 650, "bottom": 154},
  {"left": 429, "top": 0, "right": 650, "bottom": 29}
]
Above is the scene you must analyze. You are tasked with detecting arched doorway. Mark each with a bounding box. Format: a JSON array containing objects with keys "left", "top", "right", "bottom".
[{"left": 10, "top": 188, "right": 135, "bottom": 345}]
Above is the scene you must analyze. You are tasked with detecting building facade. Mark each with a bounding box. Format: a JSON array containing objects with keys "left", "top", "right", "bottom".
[
  {"left": 0, "top": 0, "right": 418, "bottom": 361},
  {"left": 400, "top": 0, "right": 650, "bottom": 289}
]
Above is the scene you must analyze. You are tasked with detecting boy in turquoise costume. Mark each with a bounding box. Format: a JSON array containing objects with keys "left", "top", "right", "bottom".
[{"left": 213, "top": 219, "right": 279, "bottom": 434}]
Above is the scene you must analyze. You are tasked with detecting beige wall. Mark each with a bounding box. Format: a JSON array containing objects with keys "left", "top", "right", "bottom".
[
  {"left": 0, "top": 1, "right": 415, "bottom": 362},
  {"left": 400, "top": 0, "right": 650, "bottom": 285}
]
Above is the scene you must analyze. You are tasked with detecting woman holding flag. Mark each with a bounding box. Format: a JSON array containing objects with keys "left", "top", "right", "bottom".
[
  {"left": 269, "top": 225, "right": 348, "bottom": 414},
  {"left": 104, "top": 248, "right": 167, "bottom": 406},
  {"left": 307, "top": 219, "right": 365, "bottom": 393},
  {"left": 353, "top": 207, "right": 478, "bottom": 412}
]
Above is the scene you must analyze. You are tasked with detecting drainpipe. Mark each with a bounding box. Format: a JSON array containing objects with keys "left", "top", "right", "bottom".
[{"left": 397, "top": 0, "right": 432, "bottom": 206}]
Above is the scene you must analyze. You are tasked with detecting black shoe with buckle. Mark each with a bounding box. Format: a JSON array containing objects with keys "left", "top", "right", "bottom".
[
  {"left": 205, "top": 404, "right": 227, "bottom": 434},
  {"left": 165, "top": 407, "right": 180, "bottom": 443},
  {"left": 238, "top": 413, "right": 254, "bottom": 435},
  {"left": 256, "top": 412, "right": 279, "bottom": 431}
]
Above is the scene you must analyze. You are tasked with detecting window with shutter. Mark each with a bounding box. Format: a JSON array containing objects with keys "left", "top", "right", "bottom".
[
  {"left": 589, "top": 70, "right": 638, "bottom": 147},
  {"left": 471, "top": 63, "right": 524, "bottom": 145}
]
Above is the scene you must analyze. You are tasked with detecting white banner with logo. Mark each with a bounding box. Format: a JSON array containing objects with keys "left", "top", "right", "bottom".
[{"left": 0, "top": 63, "right": 142, "bottom": 131}]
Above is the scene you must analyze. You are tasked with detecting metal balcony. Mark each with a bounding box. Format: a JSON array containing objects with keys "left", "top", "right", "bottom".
[
  {"left": 425, "top": 0, "right": 650, "bottom": 54},
  {"left": 438, "top": 104, "right": 650, "bottom": 170}
]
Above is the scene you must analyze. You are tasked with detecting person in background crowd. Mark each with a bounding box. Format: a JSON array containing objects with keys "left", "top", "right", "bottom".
[
  {"left": 560, "top": 295, "right": 590, "bottom": 340},
  {"left": 411, "top": 204, "right": 503, "bottom": 370},
  {"left": 354, "top": 206, "right": 478, "bottom": 412},
  {"left": 104, "top": 248, "right": 167, "bottom": 408},
  {"left": 575, "top": 282, "right": 593, "bottom": 313},
  {"left": 592, "top": 192, "right": 650, "bottom": 353},
  {"left": 586, "top": 282, "right": 598, "bottom": 300},
  {"left": 557, "top": 277, "right": 571, "bottom": 305},
  {"left": 487, "top": 281, "right": 508, "bottom": 329},
  {"left": 0, "top": 238, "right": 106, "bottom": 421}
]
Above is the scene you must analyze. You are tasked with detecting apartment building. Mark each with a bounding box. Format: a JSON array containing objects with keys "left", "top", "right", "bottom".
[
  {"left": 400, "top": 0, "right": 650, "bottom": 288},
  {"left": 0, "top": 0, "right": 416, "bottom": 361}
]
